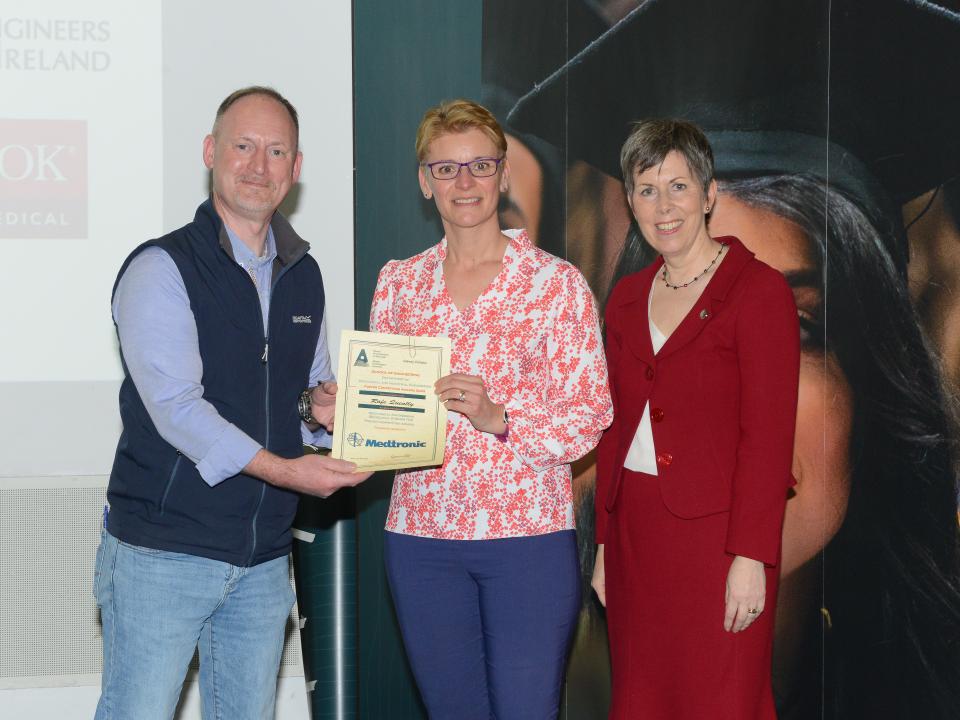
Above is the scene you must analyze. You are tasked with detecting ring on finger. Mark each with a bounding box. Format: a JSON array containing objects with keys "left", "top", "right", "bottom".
[
  {"left": 747, "top": 608, "right": 759, "bottom": 615},
  {"left": 458, "top": 390, "right": 466, "bottom": 402}
]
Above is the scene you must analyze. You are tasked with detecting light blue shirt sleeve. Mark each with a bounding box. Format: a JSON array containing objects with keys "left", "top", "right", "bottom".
[
  {"left": 303, "top": 314, "right": 334, "bottom": 448},
  {"left": 112, "top": 248, "right": 262, "bottom": 486}
]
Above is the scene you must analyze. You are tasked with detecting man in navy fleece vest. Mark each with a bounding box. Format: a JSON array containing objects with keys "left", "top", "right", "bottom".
[{"left": 94, "top": 86, "right": 370, "bottom": 720}]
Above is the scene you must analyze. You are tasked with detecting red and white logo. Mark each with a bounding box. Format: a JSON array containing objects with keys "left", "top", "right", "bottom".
[{"left": 0, "top": 119, "right": 87, "bottom": 239}]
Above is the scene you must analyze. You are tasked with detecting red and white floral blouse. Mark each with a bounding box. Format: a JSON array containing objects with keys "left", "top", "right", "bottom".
[{"left": 370, "top": 229, "right": 613, "bottom": 540}]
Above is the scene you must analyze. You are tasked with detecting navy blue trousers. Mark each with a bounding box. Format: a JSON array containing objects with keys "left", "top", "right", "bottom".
[{"left": 384, "top": 530, "right": 581, "bottom": 720}]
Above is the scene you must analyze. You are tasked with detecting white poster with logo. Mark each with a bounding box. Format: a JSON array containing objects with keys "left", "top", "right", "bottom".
[{"left": 0, "top": 0, "right": 161, "bottom": 381}]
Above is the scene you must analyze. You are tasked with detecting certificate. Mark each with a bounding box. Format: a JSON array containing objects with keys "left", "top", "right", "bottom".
[{"left": 331, "top": 330, "right": 451, "bottom": 471}]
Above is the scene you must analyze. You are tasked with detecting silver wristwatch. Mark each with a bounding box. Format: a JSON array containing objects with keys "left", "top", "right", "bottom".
[{"left": 298, "top": 388, "right": 317, "bottom": 424}]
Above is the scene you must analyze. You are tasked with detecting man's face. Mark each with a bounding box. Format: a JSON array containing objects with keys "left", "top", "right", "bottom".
[{"left": 203, "top": 94, "right": 302, "bottom": 226}]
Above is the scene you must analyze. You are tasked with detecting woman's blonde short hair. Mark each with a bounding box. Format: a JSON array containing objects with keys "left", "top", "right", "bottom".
[{"left": 415, "top": 99, "right": 507, "bottom": 162}]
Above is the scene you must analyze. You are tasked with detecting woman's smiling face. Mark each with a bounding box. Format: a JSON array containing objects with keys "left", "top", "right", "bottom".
[
  {"left": 418, "top": 128, "right": 508, "bottom": 235},
  {"left": 709, "top": 192, "right": 853, "bottom": 576},
  {"left": 627, "top": 150, "right": 716, "bottom": 261}
]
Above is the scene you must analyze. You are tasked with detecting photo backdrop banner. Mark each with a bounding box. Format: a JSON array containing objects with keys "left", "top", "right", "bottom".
[
  {"left": 486, "top": 1, "right": 960, "bottom": 718},
  {"left": 351, "top": 2, "right": 960, "bottom": 718}
]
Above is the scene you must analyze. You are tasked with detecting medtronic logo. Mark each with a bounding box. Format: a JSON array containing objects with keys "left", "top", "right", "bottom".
[
  {"left": 364, "top": 439, "right": 427, "bottom": 448},
  {"left": 292, "top": 315, "right": 312, "bottom": 324},
  {"left": 347, "top": 432, "right": 364, "bottom": 447}
]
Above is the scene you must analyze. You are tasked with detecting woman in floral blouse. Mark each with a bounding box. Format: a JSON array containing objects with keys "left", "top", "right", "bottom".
[{"left": 370, "top": 99, "right": 612, "bottom": 720}]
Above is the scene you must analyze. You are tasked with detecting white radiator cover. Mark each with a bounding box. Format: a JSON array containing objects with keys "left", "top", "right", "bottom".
[{"left": 0, "top": 476, "right": 305, "bottom": 690}]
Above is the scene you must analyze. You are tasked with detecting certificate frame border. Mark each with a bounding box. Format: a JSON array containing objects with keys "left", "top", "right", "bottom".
[{"left": 334, "top": 332, "right": 449, "bottom": 471}]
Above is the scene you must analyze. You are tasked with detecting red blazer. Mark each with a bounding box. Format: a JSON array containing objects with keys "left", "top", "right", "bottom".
[{"left": 595, "top": 237, "right": 799, "bottom": 566}]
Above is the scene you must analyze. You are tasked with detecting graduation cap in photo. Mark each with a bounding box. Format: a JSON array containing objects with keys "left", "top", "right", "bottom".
[
  {"left": 481, "top": 0, "right": 609, "bottom": 254},
  {"left": 482, "top": 0, "right": 607, "bottom": 113},
  {"left": 506, "top": 0, "right": 960, "bottom": 216}
]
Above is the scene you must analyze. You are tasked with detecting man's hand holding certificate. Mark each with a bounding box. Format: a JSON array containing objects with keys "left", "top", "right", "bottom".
[{"left": 332, "top": 330, "right": 451, "bottom": 471}]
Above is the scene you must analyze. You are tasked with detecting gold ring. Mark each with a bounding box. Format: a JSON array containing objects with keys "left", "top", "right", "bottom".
[
  {"left": 748, "top": 608, "right": 759, "bottom": 615},
  {"left": 458, "top": 390, "right": 466, "bottom": 402}
]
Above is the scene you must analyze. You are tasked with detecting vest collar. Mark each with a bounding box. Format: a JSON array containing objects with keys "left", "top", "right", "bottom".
[{"left": 195, "top": 198, "right": 310, "bottom": 268}]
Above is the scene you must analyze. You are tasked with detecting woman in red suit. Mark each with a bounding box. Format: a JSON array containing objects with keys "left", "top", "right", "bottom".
[{"left": 592, "top": 119, "right": 800, "bottom": 719}]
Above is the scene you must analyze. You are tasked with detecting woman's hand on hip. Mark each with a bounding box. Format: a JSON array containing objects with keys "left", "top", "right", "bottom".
[
  {"left": 435, "top": 373, "right": 506, "bottom": 434},
  {"left": 591, "top": 544, "right": 606, "bottom": 607},
  {"left": 724, "top": 555, "right": 765, "bottom": 633}
]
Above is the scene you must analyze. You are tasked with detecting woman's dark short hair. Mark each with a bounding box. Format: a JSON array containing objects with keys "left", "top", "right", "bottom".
[{"left": 620, "top": 118, "right": 714, "bottom": 194}]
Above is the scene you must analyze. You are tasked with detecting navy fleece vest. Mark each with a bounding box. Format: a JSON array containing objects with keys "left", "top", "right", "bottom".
[{"left": 106, "top": 200, "right": 324, "bottom": 566}]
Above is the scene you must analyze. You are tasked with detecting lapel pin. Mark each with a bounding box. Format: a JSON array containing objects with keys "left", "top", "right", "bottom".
[{"left": 699, "top": 309, "right": 710, "bottom": 320}]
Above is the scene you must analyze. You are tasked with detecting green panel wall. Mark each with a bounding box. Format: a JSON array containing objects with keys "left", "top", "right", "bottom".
[
  {"left": 293, "top": 491, "right": 357, "bottom": 718},
  {"left": 353, "top": 3, "right": 481, "bottom": 718}
]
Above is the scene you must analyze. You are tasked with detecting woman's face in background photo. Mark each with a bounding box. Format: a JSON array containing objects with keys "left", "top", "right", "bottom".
[
  {"left": 905, "top": 185, "right": 960, "bottom": 394},
  {"left": 708, "top": 191, "right": 853, "bottom": 578},
  {"left": 498, "top": 133, "right": 544, "bottom": 241},
  {"left": 572, "top": 173, "right": 855, "bottom": 581},
  {"left": 563, "top": 175, "right": 860, "bottom": 711}
]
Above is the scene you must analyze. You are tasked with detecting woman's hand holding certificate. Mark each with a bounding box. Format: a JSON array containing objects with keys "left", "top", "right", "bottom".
[{"left": 435, "top": 373, "right": 508, "bottom": 435}]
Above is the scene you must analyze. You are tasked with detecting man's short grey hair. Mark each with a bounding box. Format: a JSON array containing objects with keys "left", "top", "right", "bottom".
[{"left": 212, "top": 86, "right": 299, "bottom": 147}]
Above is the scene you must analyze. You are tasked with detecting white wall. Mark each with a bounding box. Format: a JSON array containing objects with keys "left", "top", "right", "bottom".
[{"left": 0, "top": 1, "right": 354, "bottom": 717}]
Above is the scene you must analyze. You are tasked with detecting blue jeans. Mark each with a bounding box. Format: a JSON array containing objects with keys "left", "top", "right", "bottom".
[
  {"left": 384, "top": 530, "right": 581, "bottom": 720},
  {"left": 93, "top": 530, "right": 295, "bottom": 720}
]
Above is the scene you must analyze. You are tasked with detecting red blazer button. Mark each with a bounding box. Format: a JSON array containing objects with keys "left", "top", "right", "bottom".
[
  {"left": 656, "top": 452, "right": 673, "bottom": 466},
  {"left": 645, "top": 367, "right": 655, "bottom": 381},
  {"left": 651, "top": 407, "right": 665, "bottom": 422}
]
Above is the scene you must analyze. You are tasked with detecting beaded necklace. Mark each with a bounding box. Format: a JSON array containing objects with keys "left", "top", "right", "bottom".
[{"left": 662, "top": 244, "right": 725, "bottom": 290}]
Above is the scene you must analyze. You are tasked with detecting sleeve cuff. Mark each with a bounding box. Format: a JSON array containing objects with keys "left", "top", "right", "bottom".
[
  {"left": 724, "top": 535, "right": 781, "bottom": 568},
  {"left": 195, "top": 426, "right": 262, "bottom": 487},
  {"left": 497, "top": 404, "right": 562, "bottom": 473},
  {"left": 595, "top": 506, "right": 609, "bottom": 544},
  {"left": 302, "top": 423, "right": 333, "bottom": 449}
]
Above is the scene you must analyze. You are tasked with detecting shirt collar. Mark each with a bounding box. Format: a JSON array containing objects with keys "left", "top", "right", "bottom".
[
  {"left": 432, "top": 227, "right": 531, "bottom": 266},
  {"left": 225, "top": 224, "right": 277, "bottom": 268}
]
